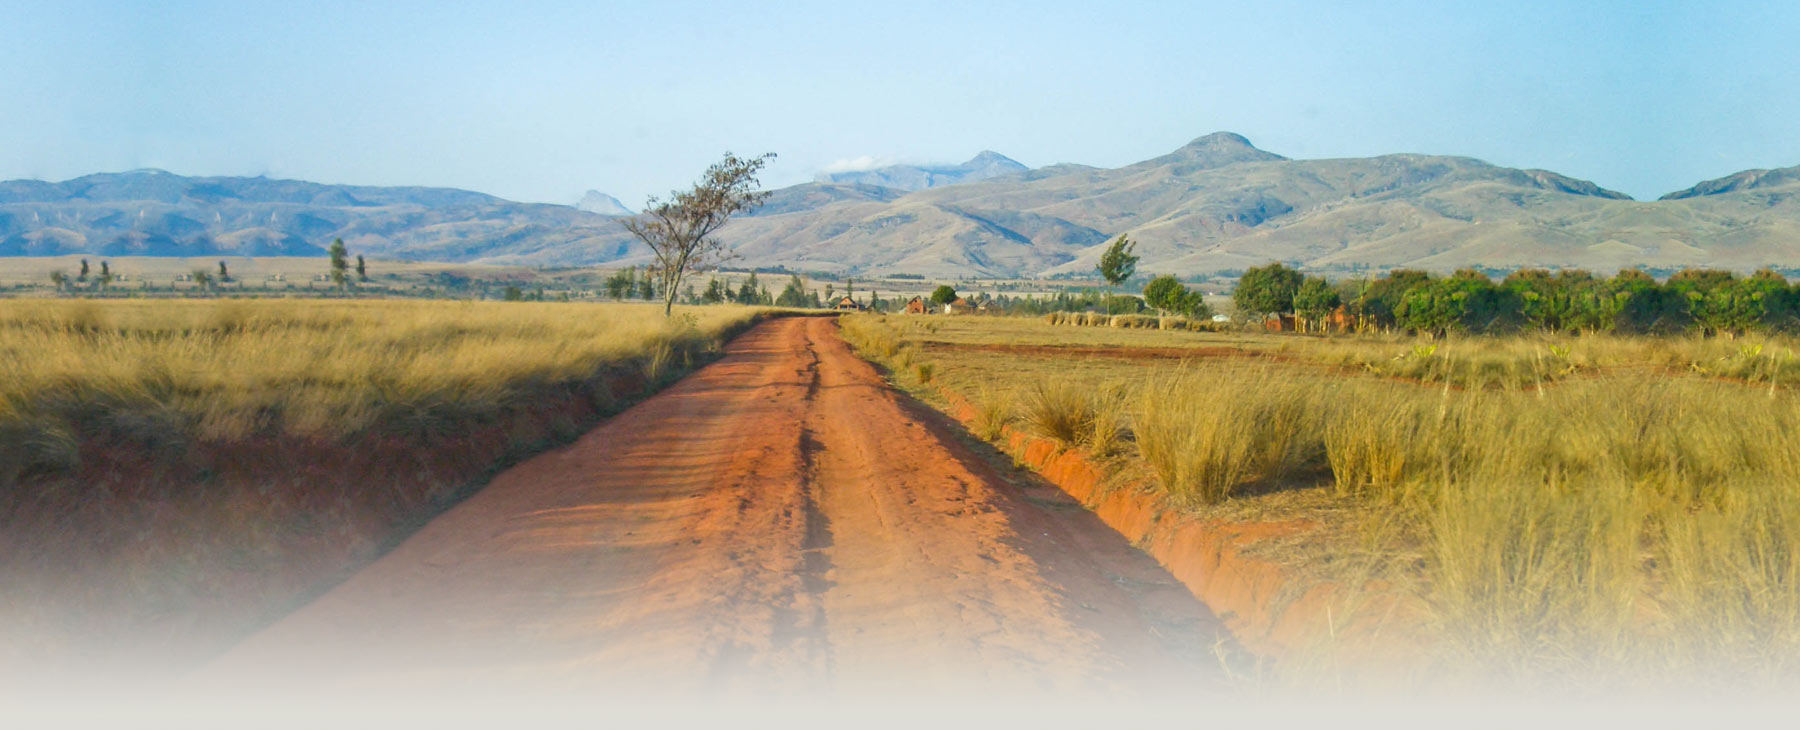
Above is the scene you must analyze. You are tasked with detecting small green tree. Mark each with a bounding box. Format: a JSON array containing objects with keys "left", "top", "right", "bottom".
[
  {"left": 1746, "top": 268, "right": 1796, "bottom": 332},
  {"left": 1096, "top": 234, "right": 1139, "bottom": 314},
  {"left": 191, "top": 269, "right": 213, "bottom": 295},
  {"left": 604, "top": 268, "right": 633, "bottom": 299},
  {"left": 49, "top": 271, "right": 67, "bottom": 292},
  {"left": 702, "top": 278, "right": 725, "bottom": 303},
  {"left": 1142, "top": 274, "right": 1212, "bottom": 319},
  {"left": 1395, "top": 271, "right": 1505, "bottom": 337},
  {"left": 503, "top": 285, "right": 524, "bottom": 301},
  {"left": 735, "top": 272, "right": 762, "bottom": 304},
  {"left": 1142, "top": 275, "right": 1187, "bottom": 314},
  {"left": 930, "top": 284, "right": 958, "bottom": 307},
  {"left": 1351, "top": 269, "right": 1432, "bottom": 330},
  {"left": 78, "top": 259, "right": 89, "bottom": 282},
  {"left": 98, "top": 261, "right": 113, "bottom": 291},
  {"left": 1609, "top": 268, "right": 1674, "bottom": 333},
  {"left": 776, "top": 275, "right": 810, "bottom": 308},
  {"left": 356, "top": 255, "right": 368, "bottom": 282},
  {"left": 1292, "top": 276, "right": 1341, "bottom": 331},
  {"left": 1395, "top": 278, "right": 1465, "bottom": 338},
  {"left": 1669, "top": 269, "right": 1739, "bottom": 335},
  {"left": 1234, "top": 262, "right": 1304, "bottom": 321},
  {"left": 328, "top": 238, "right": 350, "bottom": 290}
]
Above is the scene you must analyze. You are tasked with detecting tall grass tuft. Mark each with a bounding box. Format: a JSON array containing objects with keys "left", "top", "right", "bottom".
[
  {"left": 1018, "top": 379, "right": 1095, "bottom": 447},
  {"left": 1424, "top": 478, "right": 1645, "bottom": 684},
  {"left": 972, "top": 383, "right": 1014, "bottom": 442},
  {"left": 1133, "top": 365, "right": 1324, "bottom": 505},
  {"left": 1084, "top": 383, "right": 1131, "bottom": 458},
  {"left": 1657, "top": 481, "right": 1800, "bottom": 682}
]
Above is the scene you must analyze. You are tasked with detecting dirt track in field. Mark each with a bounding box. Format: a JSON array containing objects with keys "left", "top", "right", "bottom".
[{"left": 207, "top": 317, "right": 1227, "bottom": 699}]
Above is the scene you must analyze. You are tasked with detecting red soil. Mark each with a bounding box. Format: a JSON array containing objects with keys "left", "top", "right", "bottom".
[
  {"left": 1, "top": 370, "right": 651, "bottom": 680},
  {"left": 203, "top": 317, "right": 1227, "bottom": 699}
]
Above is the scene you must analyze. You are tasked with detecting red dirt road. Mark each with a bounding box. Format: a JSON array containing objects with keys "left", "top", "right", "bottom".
[{"left": 209, "top": 317, "right": 1226, "bottom": 699}]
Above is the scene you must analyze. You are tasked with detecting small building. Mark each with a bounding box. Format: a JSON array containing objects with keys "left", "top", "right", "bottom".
[
  {"left": 903, "top": 296, "right": 928, "bottom": 315},
  {"left": 943, "top": 297, "right": 976, "bottom": 315},
  {"left": 834, "top": 296, "right": 862, "bottom": 311},
  {"left": 1263, "top": 314, "right": 1298, "bottom": 332},
  {"left": 977, "top": 299, "right": 1006, "bottom": 315}
]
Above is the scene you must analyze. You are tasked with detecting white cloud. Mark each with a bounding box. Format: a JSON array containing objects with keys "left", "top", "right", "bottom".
[{"left": 820, "top": 155, "right": 897, "bottom": 174}]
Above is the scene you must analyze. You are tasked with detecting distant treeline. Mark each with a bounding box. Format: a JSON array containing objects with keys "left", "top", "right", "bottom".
[{"left": 1232, "top": 262, "right": 1800, "bottom": 337}]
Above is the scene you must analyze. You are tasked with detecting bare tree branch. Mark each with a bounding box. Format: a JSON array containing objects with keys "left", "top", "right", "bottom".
[{"left": 618, "top": 151, "right": 774, "bottom": 316}]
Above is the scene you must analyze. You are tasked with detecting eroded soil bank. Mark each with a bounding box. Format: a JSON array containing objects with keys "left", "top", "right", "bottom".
[{"left": 1, "top": 324, "right": 742, "bottom": 681}]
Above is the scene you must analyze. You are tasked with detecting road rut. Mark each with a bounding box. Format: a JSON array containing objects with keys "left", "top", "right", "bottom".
[{"left": 209, "top": 317, "right": 1227, "bottom": 699}]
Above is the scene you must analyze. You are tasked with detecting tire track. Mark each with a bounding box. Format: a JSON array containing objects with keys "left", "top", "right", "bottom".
[{"left": 201, "top": 317, "right": 1227, "bottom": 700}]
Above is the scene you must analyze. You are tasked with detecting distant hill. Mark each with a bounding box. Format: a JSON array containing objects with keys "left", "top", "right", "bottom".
[
  {"left": 706, "top": 132, "right": 1673, "bottom": 277},
  {"left": 1660, "top": 165, "right": 1800, "bottom": 199},
  {"left": 0, "top": 170, "right": 639, "bottom": 263},
  {"left": 12, "top": 141, "right": 1800, "bottom": 277},
  {"left": 817, "top": 151, "right": 1029, "bottom": 191}
]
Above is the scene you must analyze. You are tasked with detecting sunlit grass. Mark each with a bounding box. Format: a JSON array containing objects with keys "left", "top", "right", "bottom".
[
  {"left": 0, "top": 299, "right": 766, "bottom": 483},
  {"left": 847, "top": 311, "right": 1800, "bottom": 690}
]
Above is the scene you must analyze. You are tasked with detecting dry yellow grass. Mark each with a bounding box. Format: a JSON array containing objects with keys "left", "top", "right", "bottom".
[
  {"left": 0, "top": 299, "right": 767, "bottom": 483},
  {"left": 847, "top": 312, "right": 1800, "bottom": 690},
  {"left": 1, "top": 298, "right": 775, "bottom": 673}
]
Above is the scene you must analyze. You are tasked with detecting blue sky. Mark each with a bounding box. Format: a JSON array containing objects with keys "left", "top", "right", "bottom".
[{"left": 2, "top": 1, "right": 1797, "bottom": 204}]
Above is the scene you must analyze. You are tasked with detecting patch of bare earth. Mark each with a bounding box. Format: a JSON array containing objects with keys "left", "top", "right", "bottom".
[{"left": 204, "top": 318, "right": 1227, "bottom": 700}]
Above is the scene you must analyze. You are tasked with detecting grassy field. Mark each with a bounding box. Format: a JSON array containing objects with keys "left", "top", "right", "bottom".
[
  {"left": 0, "top": 299, "right": 766, "bottom": 466},
  {"left": 0, "top": 298, "right": 771, "bottom": 672},
  {"left": 841, "top": 312, "right": 1800, "bottom": 692}
]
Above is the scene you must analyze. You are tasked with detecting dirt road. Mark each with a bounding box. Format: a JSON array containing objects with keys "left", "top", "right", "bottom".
[{"left": 209, "top": 317, "right": 1226, "bottom": 699}]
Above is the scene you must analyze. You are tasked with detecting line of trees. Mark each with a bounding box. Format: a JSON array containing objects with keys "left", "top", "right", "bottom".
[{"left": 1233, "top": 262, "right": 1800, "bottom": 338}]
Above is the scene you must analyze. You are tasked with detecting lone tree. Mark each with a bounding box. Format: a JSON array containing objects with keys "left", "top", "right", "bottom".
[
  {"left": 78, "top": 259, "right": 90, "bottom": 281},
  {"left": 328, "top": 238, "right": 350, "bottom": 290},
  {"left": 218, "top": 260, "right": 230, "bottom": 283},
  {"left": 1096, "top": 234, "right": 1139, "bottom": 314},
  {"left": 98, "top": 261, "right": 113, "bottom": 291},
  {"left": 356, "top": 255, "right": 368, "bottom": 282},
  {"left": 929, "top": 284, "right": 958, "bottom": 307},
  {"left": 621, "top": 152, "right": 776, "bottom": 316}
]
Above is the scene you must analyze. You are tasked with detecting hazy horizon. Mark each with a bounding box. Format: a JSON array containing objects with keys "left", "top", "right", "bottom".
[{"left": 4, "top": 1, "right": 1799, "bottom": 204}]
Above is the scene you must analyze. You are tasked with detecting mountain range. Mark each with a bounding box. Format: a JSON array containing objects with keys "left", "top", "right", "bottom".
[
  {"left": 0, "top": 170, "right": 632, "bottom": 262},
  {"left": 6, "top": 136, "right": 1800, "bottom": 278}
]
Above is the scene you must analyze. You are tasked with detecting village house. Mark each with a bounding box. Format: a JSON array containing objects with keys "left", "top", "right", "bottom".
[
  {"left": 943, "top": 297, "right": 976, "bottom": 315},
  {"left": 903, "top": 296, "right": 928, "bottom": 314},
  {"left": 834, "top": 296, "right": 862, "bottom": 311}
]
